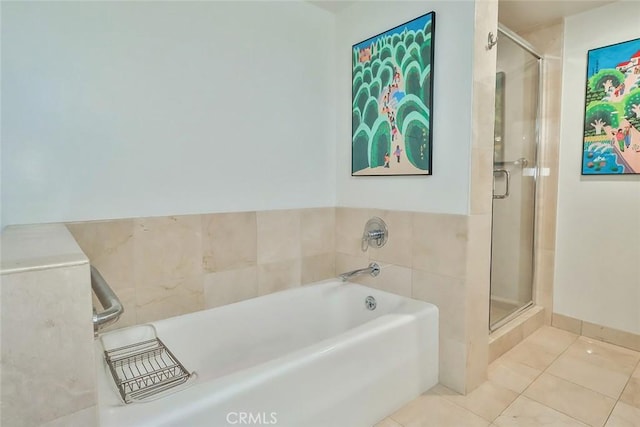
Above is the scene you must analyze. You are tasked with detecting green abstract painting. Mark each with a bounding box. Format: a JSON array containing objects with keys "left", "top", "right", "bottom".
[{"left": 352, "top": 12, "right": 435, "bottom": 176}]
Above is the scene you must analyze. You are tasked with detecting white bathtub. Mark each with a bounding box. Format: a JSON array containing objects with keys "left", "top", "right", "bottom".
[{"left": 96, "top": 280, "right": 438, "bottom": 427}]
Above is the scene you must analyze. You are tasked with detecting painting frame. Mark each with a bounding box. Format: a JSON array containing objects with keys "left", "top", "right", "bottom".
[
  {"left": 351, "top": 11, "right": 435, "bottom": 176},
  {"left": 582, "top": 37, "right": 640, "bottom": 175}
]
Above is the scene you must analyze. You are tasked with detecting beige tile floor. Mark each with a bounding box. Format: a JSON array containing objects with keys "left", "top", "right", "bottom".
[{"left": 375, "top": 326, "right": 640, "bottom": 427}]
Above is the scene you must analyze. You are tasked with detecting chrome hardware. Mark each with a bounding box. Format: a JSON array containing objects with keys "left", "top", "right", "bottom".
[
  {"left": 364, "top": 296, "right": 377, "bottom": 311},
  {"left": 101, "top": 325, "right": 194, "bottom": 403},
  {"left": 361, "top": 217, "right": 388, "bottom": 251},
  {"left": 92, "top": 266, "right": 124, "bottom": 334},
  {"left": 513, "top": 157, "right": 528, "bottom": 168},
  {"left": 493, "top": 168, "right": 511, "bottom": 199},
  {"left": 339, "top": 262, "right": 381, "bottom": 282},
  {"left": 494, "top": 157, "right": 528, "bottom": 168},
  {"left": 487, "top": 31, "right": 498, "bottom": 50}
]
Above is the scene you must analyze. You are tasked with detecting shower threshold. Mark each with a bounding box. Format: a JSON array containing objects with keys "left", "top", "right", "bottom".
[{"left": 490, "top": 300, "right": 534, "bottom": 332}]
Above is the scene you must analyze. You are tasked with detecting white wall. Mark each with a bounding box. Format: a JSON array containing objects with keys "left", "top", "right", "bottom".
[
  {"left": 335, "top": 1, "right": 475, "bottom": 214},
  {"left": 1, "top": 1, "right": 336, "bottom": 227},
  {"left": 555, "top": 1, "right": 640, "bottom": 334}
]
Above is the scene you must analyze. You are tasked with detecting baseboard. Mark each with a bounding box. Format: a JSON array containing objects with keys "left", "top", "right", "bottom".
[{"left": 552, "top": 313, "right": 640, "bottom": 352}]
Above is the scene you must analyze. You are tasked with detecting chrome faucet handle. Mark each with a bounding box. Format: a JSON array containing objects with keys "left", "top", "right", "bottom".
[{"left": 361, "top": 217, "right": 388, "bottom": 252}]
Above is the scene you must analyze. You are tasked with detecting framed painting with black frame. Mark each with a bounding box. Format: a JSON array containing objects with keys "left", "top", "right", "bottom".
[{"left": 351, "top": 11, "right": 435, "bottom": 176}]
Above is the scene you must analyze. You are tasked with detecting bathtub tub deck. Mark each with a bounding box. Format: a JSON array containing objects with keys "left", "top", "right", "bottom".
[{"left": 96, "top": 280, "right": 438, "bottom": 427}]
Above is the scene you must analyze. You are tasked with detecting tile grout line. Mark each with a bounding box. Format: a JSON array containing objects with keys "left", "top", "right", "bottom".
[
  {"left": 388, "top": 414, "right": 404, "bottom": 427},
  {"left": 419, "top": 389, "right": 483, "bottom": 422},
  {"left": 519, "top": 332, "right": 578, "bottom": 395},
  {"left": 435, "top": 386, "right": 507, "bottom": 424},
  {"left": 413, "top": 385, "right": 509, "bottom": 425},
  {"left": 514, "top": 333, "right": 601, "bottom": 426},
  {"left": 542, "top": 334, "right": 640, "bottom": 400},
  {"left": 521, "top": 331, "right": 640, "bottom": 426},
  {"left": 490, "top": 387, "right": 522, "bottom": 424},
  {"left": 475, "top": 328, "right": 634, "bottom": 425},
  {"left": 486, "top": 329, "right": 581, "bottom": 424},
  {"left": 526, "top": 371, "right": 617, "bottom": 427},
  {"left": 386, "top": 328, "right": 637, "bottom": 427},
  {"left": 601, "top": 356, "right": 640, "bottom": 426}
]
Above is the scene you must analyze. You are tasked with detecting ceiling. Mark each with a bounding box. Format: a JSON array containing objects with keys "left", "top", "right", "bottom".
[
  {"left": 498, "top": 0, "right": 617, "bottom": 33},
  {"left": 307, "top": 1, "right": 356, "bottom": 14},
  {"left": 307, "top": 0, "right": 617, "bottom": 33}
]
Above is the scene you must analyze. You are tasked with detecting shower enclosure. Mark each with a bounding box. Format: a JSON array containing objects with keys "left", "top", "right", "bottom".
[{"left": 490, "top": 25, "right": 541, "bottom": 331}]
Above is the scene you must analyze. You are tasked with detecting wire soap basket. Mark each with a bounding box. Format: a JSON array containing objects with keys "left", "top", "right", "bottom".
[{"left": 102, "top": 325, "right": 194, "bottom": 404}]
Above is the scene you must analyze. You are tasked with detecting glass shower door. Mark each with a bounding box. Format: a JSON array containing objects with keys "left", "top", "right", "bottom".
[{"left": 489, "top": 26, "right": 540, "bottom": 330}]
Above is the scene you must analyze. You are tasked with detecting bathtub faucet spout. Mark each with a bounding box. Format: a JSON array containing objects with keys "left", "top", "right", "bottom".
[{"left": 339, "top": 262, "right": 380, "bottom": 282}]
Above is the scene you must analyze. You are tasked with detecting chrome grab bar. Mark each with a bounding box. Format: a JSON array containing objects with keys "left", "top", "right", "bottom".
[
  {"left": 91, "top": 266, "right": 124, "bottom": 333},
  {"left": 493, "top": 168, "right": 511, "bottom": 199}
]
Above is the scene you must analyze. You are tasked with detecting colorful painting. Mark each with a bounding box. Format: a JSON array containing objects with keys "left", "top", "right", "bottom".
[
  {"left": 583, "top": 37, "right": 640, "bottom": 175},
  {"left": 352, "top": 12, "right": 435, "bottom": 176}
]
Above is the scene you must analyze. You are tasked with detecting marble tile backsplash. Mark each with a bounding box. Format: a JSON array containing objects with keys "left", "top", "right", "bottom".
[
  {"left": 1, "top": 224, "right": 97, "bottom": 427},
  {"left": 1, "top": 264, "right": 97, "bottom": 426},
  {"left": 68, "top": 206, "right": 488, "bottom": 394},
  {"left": 67, "top": 207, "right": 336, "bottom": 329},
  {"left": 335, "top": 207, "right": 486, "bottom": 394}
]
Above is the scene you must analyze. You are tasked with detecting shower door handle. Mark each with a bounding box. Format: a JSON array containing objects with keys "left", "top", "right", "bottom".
[{"left": 493, "top": 168, "right": 510, "bottom": 199}]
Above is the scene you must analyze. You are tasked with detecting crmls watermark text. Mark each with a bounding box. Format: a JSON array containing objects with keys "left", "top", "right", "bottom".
[{"left": 226, "top": 412, "right": 278, "bottom": 425}]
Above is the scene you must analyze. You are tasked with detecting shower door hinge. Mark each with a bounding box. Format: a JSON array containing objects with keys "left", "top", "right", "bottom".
[{"left": 487, "top": 32, "right": 498, "bottom": 50}]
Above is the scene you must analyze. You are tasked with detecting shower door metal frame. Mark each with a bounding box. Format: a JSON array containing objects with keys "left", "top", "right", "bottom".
[{"left": 489, "top": 24, "right": 543, "bottom": 332}]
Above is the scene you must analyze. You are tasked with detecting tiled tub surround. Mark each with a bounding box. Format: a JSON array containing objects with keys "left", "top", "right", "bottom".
[
  {"left": 335, "top": 207, "right": 491, "bottom": 394},
  {"left": 67, "top": 208, "right": 336, "bottom": 329},
  {"left": 376, "top": 326, "right": 640, "bottom": 427},
  {"left": 69, "top": 206, "right": 491, "bottom": 394},
  {"left": 0, "top": 224, "right": 97, "bottom": 427}
]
